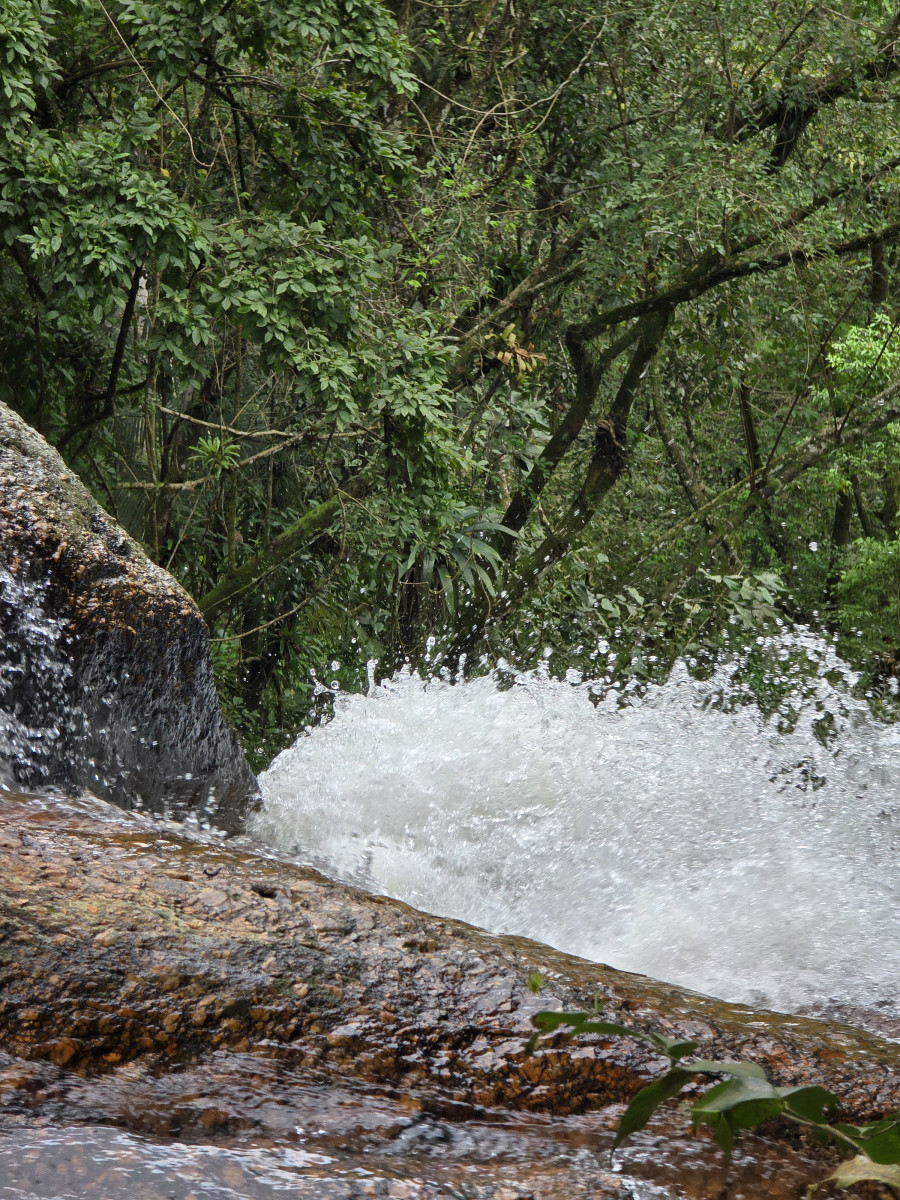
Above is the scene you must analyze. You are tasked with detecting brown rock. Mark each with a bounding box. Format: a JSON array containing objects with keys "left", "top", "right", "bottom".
[{"left": 1, "top": 790, "right": 900, "bottom": 1123}]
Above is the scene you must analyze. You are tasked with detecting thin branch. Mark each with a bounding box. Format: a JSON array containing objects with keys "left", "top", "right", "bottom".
[
  {"left": 117, "top": 431, "right": 306, "bottom": 490},
  {"left": 157, "top": 407, "right": 297, "bottom": 439},
  {"left": 197, "top": 478, "right": 368, "bottom": 623},
  {"left": 57, "top": 264, "right": 144, "bottom": 452},
  {"left": 53, "top": 58, "right": 154, "bottom": 95},
  {"left": 574, "top": 218, "right": 900, "bottom": 341},
  {"left": 95, "top": 0, "right": 211, "bottom": 167},
  {"left": 450, "top": 228, "right": 586, "bottom": 375},
  {"left": 634, "top": 375, "right": 900, "bottom": 569}
]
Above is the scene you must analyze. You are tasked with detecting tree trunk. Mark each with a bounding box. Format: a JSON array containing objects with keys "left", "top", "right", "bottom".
[
  {"left": 872, "top": 240, "right": 890, "bottom": 305},
  {"left": 448, "top": 311, "right": 670, "bottom": 660}
]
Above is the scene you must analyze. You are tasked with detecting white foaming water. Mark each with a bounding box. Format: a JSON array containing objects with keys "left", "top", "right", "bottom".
[{"left": 254, "top": 631, "right": 900, "bottom": 1014}]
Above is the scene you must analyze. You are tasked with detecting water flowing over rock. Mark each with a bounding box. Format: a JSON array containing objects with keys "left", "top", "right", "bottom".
[
  {"left": 2, "top": 789, "right": 899, "bottom": 1122},
  {"left": 256, "top": 649, "right": 900, "bottom": 1017},
  {"left": 0, "top": 401, "right": 257, "bottom": 831}
]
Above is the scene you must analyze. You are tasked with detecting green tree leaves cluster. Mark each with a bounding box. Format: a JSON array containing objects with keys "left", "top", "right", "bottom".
[{"left": 3, "top": 0, "right": 900, "bottom": 751}]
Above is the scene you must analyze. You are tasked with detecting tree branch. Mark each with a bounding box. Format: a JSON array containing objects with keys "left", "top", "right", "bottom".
[
  {"left": 498, "top": 321, "right": 642, "bottom": 555},
  {"left": 449, "top": 229, "right": 586, "bottom": 378},
  {"left": 57, "top": 264, "right": 144, "bottom": 453},
  {"left": 197, "top": 478, "right": 368, "bottom": 625},
  {"left": 735, "top": 6, "right": 900, "bottom": 159},
  {"left": 450, "top": 310, "right": 671, "bottom": 658},
  {"left": 629, "top": 375, "right": 900, "bottom": 572},
  {"left": 574, "top": 218, "right": 900, "bottom": 342}
]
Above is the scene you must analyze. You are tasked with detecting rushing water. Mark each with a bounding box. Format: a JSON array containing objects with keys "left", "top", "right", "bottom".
[
  {"left": 0, "top": 566, "right": 78, "bottom": 791},
  {"left": 0, "top": 1048, "right": 823, "bottom": 1200},
  {"left": 0, "top": 615, "right": 892, "bottom": 1199},
  {"left": 254, "top": 630, "right": 900, "bottom": 1017}
]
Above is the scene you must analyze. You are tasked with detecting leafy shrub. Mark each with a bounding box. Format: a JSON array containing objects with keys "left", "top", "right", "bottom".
[{"left": 836, "top": 538, "right": 900, "bottom": 660}]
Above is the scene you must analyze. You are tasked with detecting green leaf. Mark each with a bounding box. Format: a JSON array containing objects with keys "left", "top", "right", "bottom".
[
  {"left": 465, "top": 537, "right": 502, "bottom": 564},
  {"left": 686, "top": 1060, "right": 768, "bottom": 1081},
  {"left": 436, "top": 563, "right": 456, "bottom": 613},
  {"left": 530, "top": 1011, "right": 644, "bottom": 1041},
  {"left": 853, "top": 1120, "right": 900, "bottom": 1164},
  {"left": 472, "top": 561, "right": 497, "bottom": 596},
  {"left": 647, "top": 1033, "right": 699, "bottom": 1061},
  {"left": 691, "top": 1078, "right": 784, "bottom": 1131},
  {"left": 614, "top": 1069, "right": 696, "bottom": 1148},
  {"left": 777, "top": 1085, "right": 838, "bottom": 1124},
  {"left": 530, "top": 1012, "right": 698, "bottom": 1064},
  {"left": 707, "top": 1111, "right": 736, "bottom": 1157}
]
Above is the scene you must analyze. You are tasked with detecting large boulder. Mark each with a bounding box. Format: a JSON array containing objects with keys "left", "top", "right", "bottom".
[{"left": 0, "top": 401, "right": 257, "bottom": 831}]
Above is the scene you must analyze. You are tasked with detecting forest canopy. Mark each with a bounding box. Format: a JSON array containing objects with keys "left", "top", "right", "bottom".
[{"left": 2, "top": 0, "right": 899, "bottom": 759}]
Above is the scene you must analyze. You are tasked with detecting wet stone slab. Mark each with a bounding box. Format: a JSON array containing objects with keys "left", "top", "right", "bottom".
[
  {"left": 1, "top": 790, "right": 899, "bottom": 1197},
  {"left": 0, "top": 1049, "right": 827, "bottom": 1200}
]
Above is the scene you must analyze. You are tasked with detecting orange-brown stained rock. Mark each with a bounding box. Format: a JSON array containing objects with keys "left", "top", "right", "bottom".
[{"left": 2, "top": 791, "right": 900, "bottom": 1123}]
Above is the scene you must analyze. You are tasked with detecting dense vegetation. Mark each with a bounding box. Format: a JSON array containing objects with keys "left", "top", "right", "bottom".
[{"left": 2, "top": 0, "right": 899, "bottom": 760}]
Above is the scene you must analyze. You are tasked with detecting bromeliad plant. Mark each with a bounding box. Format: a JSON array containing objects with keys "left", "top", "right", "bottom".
[
  {"left": 400, "top": 506, "right": 517, "bottom": 615},
  {"left": 529, "top": 1006, "right": 900, "bottom": 1196}
]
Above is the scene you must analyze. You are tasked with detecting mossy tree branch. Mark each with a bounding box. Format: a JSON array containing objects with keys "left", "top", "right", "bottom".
[{"left": 197, "top": 479, "right": 366, "bottom": 625}]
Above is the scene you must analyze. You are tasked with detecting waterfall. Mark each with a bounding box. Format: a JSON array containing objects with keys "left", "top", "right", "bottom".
[
  {"left": 254, "top": 629, "right": 900, "bottom": 1014},
  {"left": 0, "top": 566, "right": 81, "bottom": 792}
]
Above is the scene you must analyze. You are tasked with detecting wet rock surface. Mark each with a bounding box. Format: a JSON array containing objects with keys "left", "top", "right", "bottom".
[
  {"left": 0, "top": 1050, "right": 827, "bottom": 1199},
  {"left": 2, "top": 791, "right": 899, "bottom": 1123},
  {"left": 5, "top": 791, "right": 900, "bottom": 1197},
  {"left": 0, "top": 402, "right": 257, "bottom": 830}
]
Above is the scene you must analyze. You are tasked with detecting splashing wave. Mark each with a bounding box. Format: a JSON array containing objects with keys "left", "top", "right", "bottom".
[{"left": 255, "top": 631, "right": 900, "bottom": 1014}]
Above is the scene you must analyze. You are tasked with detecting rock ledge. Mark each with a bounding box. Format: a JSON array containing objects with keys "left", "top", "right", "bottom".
[{"left": 2, "top": 792, "right": 898, "bottom": 1120}]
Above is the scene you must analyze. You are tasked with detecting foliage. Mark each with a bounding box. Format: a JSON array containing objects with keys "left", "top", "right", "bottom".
[
  {"left": 829, "top": 313, "right": 900, "bottom": 399},
  {"left": 2, "top": 0, "right": 900, "bottom": 747},
  {"left": 192, "top": 434, "right": 240, "bottom": 476},
  {"left": 836, "top": 537, "right": 900, "bottom": 657},
  {"left": 530, "top": 1006, "right": 900, "bottom": 1195}
]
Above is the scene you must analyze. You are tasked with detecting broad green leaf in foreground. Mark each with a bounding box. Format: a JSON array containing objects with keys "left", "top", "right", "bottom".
[
  {"left": 614, "top": 1069, "right": 697, "bottom": 1148},
  {"left": 832, "top": 1116, "right": 900, "bottom": 1164}
]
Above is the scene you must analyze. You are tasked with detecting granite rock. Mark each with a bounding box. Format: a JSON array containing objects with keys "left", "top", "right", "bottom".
[{"left": 0, "top": 402, "right": 257, "bottom": 831}]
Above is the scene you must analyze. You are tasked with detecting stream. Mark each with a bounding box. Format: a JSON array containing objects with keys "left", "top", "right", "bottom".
[
  {"left": 0, "top": 1026, "right": 826, "bottom": 1200},
  {"left": 3, "top": 623, "right": 899, "bottom": 1198},
  {"left": 0, "top": 1045, "right": 825, "bottom": 1200}
]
